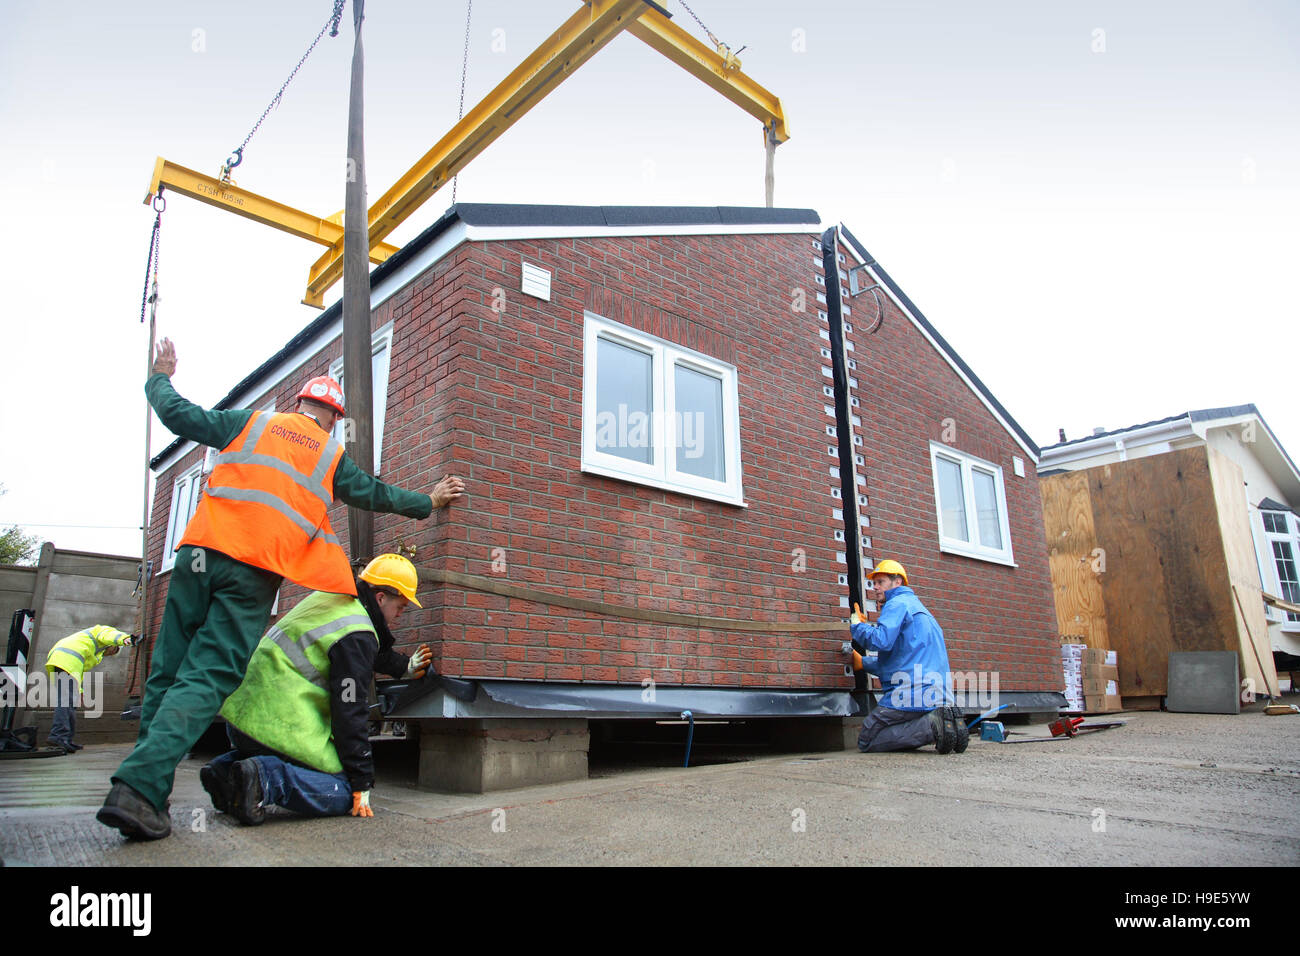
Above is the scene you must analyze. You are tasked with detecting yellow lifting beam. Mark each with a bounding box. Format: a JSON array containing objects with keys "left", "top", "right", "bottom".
[
  {"left": 144, "top": 1, "right": 789, "bottom": 309},
  {"left": 300, "top": 0, "right": 789, "bottom": 307},
  {"left": 143, "top": 157, "right": 400, "bottom": 264}
]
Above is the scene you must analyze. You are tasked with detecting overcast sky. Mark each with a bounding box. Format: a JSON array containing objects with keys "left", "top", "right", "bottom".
[{"left": 1, "top": 0, "right": 1297, "bottom": 558}]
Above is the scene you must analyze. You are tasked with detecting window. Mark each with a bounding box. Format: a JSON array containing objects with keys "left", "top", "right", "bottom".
[
  {"left": 1261, "top": 509, "right": 1300, "bottom": 623},
  {"left": 582, "top": 312, "right": 743, "bottom": 505},
  {"left": 328, "top": 322, "right": 394, "bottom": 473},
  {"left": 162, "top": 464, "right": 203, "bottom": 572},
  {"left": 929, "top": 442, "right": 1014, "bottom": 565}
]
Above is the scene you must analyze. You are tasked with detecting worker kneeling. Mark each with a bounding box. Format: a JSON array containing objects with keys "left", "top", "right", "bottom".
[
  {"left": 848, "top": 560, "right": 968, "bottom": 755},
  {"left": 201, "top": 554, "right": 432, "bottom": 823}
]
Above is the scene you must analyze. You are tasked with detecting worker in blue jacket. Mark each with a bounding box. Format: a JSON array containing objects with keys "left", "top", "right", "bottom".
[{"left": 847, "top": 560, "right": 968, "bottom": 755}]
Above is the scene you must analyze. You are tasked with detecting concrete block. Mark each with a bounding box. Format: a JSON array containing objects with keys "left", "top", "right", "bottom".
[
  {"left": 767, "top": 716, "right": 861, "bottom": 752},
  {"left": 416, "top": 718, "right": 589, "bottom": 793},
  {"left": 1167, "top": 652, "right": 1240, "bottom": 714}
]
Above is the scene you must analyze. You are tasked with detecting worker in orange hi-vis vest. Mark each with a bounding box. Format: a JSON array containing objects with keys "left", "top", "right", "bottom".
[{"left": 99, "top": 337, "right": 465, "bottom": 842}]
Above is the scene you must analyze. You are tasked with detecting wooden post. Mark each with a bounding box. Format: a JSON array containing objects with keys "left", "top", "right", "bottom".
[{"left": 343, "top": 0, "right": 374, "bottom": 564}]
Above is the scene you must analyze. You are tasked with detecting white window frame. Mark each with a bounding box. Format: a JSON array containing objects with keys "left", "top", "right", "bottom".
[
  {"left": 581, "top": 312, "right": 744, "bottom": 506},
  {"left": 1260, "top": 508, "right": 1300, "bottom": 629},
  {"left": 928, "top": 441, "right": 1015, "bottom": 567},
  {"left": 161, "top": 463, "right": 203, "bottom": 572},
  {"left": 329, "top": 322, "right": 394, "bottom": 473}
]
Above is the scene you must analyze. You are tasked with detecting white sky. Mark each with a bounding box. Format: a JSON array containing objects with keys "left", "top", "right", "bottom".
[{"left": 1, "top": 0, "right": 1297, "bottom": 558}]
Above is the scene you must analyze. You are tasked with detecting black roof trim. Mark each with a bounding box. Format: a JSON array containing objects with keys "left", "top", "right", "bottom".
[
  {"left": 837, "top": 223, "right": 1040, "bottom": 458},
  {"left": 151, "top": 203, "right": 822, "bottom": 469},
  {"left": 1259, "top": 497, "right": 1298, "bottom": 515}
]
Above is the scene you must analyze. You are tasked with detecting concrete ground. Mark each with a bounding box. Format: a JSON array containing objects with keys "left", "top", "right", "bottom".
[{"left": 2, "top": 707, "right": 1297, "bottom": 866}]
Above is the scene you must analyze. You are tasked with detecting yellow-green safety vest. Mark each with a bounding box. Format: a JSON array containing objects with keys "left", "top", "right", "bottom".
[
  {"left": 44, "top": 625, "right": 132, "bottom": 690},
  {"left": 220, "top": 591, "right": 377, "bottom": 775}
]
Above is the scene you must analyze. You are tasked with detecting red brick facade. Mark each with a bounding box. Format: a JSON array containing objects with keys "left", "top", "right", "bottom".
[
  {"left": 833, "top": 236, "right": 1061, "bottom": 692},
  {"left": 143, "top": 218, "right": 1059, "bottom": 695}
]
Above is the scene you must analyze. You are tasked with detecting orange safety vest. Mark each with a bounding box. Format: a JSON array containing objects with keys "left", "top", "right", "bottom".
[{"left": 179, "top": 411, "right": 355, "bottom": 595}]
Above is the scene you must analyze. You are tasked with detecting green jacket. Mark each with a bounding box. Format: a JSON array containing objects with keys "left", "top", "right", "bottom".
[{"left": 45, "top": 626, "right": 132, "bottom": 690}]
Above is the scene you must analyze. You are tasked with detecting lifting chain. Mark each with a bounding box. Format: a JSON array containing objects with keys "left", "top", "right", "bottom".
[
  {"left": 451, "top": 0, "right": 473, "bottom": 204},
  {"left": 139, "top": 191, "right": 165, "bottom": 324},
  {"left": 220, "top": 0, "right": 347, "bottom": 182},
  {"left": 676, "top": 0, "right": 744, "bottom": 68}
]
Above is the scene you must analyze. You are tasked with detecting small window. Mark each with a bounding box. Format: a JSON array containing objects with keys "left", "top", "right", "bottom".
[
  {"left": 582, "top": 312, "right": 743, "bottom": 505},
  {"left": 929, "top": 442, "right": 1014, "bottom": 565},
  {"left": 329, "top": 322, "right": 394, "bottom": 473},
  {"left": 1264, "top": 512, "right": 1287, "bottom": 534},
  {"left": 162, "top": 464, "right": 203, "bottom": 572}
]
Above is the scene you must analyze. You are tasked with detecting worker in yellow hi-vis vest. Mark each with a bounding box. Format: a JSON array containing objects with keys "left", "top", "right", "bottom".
[{"left": 45, "top": 626, "right": 136, "bottom": 753}]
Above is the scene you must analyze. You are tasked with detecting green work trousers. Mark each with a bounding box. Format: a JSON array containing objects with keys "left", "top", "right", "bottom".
[{"left": 112, "top": 546, "right": 281, "bottom": 811}]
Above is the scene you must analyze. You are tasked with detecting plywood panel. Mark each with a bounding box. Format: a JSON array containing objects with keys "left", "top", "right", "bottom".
[
  {"left": 1040, "top": 471, "right": 1110, "bottom": 648},
  {"left": 1087, "top": 449, "right": 1236, "bottom": 697},
  {"left": 1206, "top": 447, "right": 1280, "bottom": 696}
]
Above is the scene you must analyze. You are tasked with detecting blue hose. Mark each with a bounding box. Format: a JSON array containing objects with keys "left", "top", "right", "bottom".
[{"left": 681, "top": 710, "right": 694, "bottom": 768}]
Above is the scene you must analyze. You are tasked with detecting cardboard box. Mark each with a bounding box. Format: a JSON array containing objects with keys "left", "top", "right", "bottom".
[
  {"left": 1082, "top": 677, "right": 1120, "bottom": 696},
  {"left": 1084, "top": 693, "right": 1122, "bottom": 713},
  {"left": 1082, "top": 648, "right": 1117, "bottom": 668}
]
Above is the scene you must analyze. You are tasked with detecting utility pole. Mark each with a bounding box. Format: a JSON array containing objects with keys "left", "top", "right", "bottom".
[{"left": 343, "top": 0, "right": 374, "bottom": 564}]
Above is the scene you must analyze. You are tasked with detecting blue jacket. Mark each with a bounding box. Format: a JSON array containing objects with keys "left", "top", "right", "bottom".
[{"left": 850, "top": 586, "right": 954, "bottom": 711}]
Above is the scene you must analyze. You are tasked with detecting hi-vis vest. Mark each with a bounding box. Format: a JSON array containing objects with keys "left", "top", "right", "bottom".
[
  {"left": 220, "top": 591, "right": 378, "bottom": 775},
  {"left": 45, "top": 625, "right": 132, "bottom": 690},
  {"left": 180, "top": 410, "right": 354, "bottom": 595}
]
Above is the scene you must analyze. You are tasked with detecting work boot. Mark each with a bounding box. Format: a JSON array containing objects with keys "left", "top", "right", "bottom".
[
  {"left": 200, "top": 762, "right": 234, "bottom": 814},
  {"left": 928, "top": 708, "right": 955, "bottom": 754},
  {"left": 949, "top": 707, "right": 970, "bottom": 754},
  {"left": 66, "top": 741, "right": 84, "bottom": 751},
  {"left": 96, "top": 781, "right": 172, "bottom": 840},
  {"left": 229, "top": 760, "right": 266, "bottom": 826},
  {"left": 46, "top": 737, "right": 73, "bottom": 754}
]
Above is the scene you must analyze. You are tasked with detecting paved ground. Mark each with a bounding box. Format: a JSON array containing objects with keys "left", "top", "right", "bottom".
[{"left": 2, "top": 707, "right": 1298, "bottom": 866}]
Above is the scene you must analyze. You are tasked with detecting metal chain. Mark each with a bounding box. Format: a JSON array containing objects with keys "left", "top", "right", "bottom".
[
  {"left": 224, "top": 0, "right": 347, "bottom": 175},
  {"left": 139, "top": 197, "right": 164, "bottom": 324},
  {"left": 451, "top": 0, "right": 473, "bottom": 204},
  {"left": 677, "top": 0, "right": 720, "bottom": 48}
]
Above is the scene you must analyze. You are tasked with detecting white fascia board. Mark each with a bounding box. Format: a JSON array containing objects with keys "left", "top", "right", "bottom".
[
  {"left": 837, "top": 231, "right": 1038, "bottom": 462},
  {"left": 1038, "top": 418, "right": 1197, "bottom": 470},
  {"left": 153, "top": 222, "right": 471, "bottom": 476},
  {"left": 1196, "top": 413, "right": 1300, "bottom": 501},
  {"left": 463, "top": 222, "right": 823, "bottom": 242}
]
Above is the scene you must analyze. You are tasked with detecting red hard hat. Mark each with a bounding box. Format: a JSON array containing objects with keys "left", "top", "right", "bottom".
[{"left": 297, "top": 376, "right": 346, "bottom": 416}]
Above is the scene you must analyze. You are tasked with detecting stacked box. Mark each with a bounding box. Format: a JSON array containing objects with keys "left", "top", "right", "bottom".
[
  {"left": 1083, "top": 650, "right": 1122, "bottom": 712},
  {"left": 1060, "top": 643, "right": 1085, "bottom": 711}
]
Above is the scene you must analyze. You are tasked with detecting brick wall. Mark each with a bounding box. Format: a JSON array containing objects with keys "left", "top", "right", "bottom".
[
  {"left": 142, "top": 223, "right": 1059, "bottom": 695},
  {"left": 833, "top": 235, "right": 1061, "bottom": 692}
]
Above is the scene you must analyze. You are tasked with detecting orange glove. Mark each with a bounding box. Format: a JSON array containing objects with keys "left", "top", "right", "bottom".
[
  {"left": 350, "top": 791, "right": 373, "bottom": 818},
  {"left": 850, "top": 602, "right": 867, "bottom": 626}
]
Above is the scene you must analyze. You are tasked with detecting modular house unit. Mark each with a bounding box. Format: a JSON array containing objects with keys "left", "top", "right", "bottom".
[{"left": 142, "top": 204, "right": 1065, "bottom": 788}]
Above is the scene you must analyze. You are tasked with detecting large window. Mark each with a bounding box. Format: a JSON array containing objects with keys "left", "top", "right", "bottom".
[
  {"left": 929, "top": 442, "right": 1014, "bottom": 565},
  {"left": 161, "top": 464, "right": 203, "bottom": 572},
  {"left": 1262, "top": 508, "right": 1300, "bottom": 624},
  {"left": 581, "top": 313, "right": 743, "bottom": 505},
  {"left": 328, "top": 323, "right": 394, "bottom": 473}
]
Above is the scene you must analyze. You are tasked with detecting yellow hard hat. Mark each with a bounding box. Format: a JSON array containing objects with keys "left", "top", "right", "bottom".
[
  {"left": 359, "top": 553, "right": 422, "bottom": 607},
  {"left": 869, "top": 559, "right": 908, "bottom": 584}
]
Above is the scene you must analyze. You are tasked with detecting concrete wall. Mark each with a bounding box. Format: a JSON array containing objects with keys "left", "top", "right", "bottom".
[
  {"left": 18, "top": 544, "right": 142, "bottom": 744},
  {"left": 0, "top": 564, "right": 38, "bottom": 643}
]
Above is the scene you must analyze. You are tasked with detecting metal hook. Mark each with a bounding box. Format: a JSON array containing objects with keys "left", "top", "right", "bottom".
[{"left": 226, "top": 147, "right": 244, "bottom": 171}]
